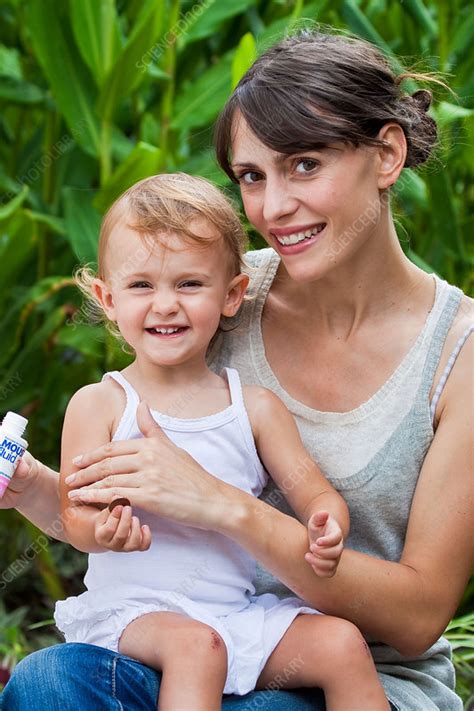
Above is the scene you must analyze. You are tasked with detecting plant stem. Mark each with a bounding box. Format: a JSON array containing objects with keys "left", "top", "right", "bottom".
[{"left": 159, "top": 0, "right": 180, "bottom": 170}]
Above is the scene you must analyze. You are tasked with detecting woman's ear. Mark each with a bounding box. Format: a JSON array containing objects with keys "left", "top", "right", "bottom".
[
  {"left": 376, "top": 123, "right": 407, "bottom": 190},
  {"left": 222, "top": 273, "right": 249, "bottom": 317},
  {"left": 92, "top": 278, "right": 116, "bottom": 321}
]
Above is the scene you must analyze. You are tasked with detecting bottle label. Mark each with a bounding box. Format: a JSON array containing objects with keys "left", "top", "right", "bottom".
[{"left": 0, "top": 436, "right": 25, "bottom": 484}]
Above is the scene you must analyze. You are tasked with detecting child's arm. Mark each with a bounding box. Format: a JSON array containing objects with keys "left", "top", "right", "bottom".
[
  {"left": 60, "top": 383, "right": 150, "bottom": 553},
  {"left": 245, "top": 387, "right": 349, "bottom": 577}
]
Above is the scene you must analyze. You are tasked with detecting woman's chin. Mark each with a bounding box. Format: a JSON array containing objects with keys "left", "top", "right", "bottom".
[{"left": 279, "top": 257, "right": 333, "bottom": 284}]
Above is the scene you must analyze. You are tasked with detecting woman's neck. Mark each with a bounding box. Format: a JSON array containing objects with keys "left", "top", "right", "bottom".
[{"left": 272, "top": 219, "right": 432, "bottom": 340}]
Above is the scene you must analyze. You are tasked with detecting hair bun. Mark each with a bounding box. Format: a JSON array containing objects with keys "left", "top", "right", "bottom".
[{"left": 411, "top": 89, "right": 432, "bottom": 112}]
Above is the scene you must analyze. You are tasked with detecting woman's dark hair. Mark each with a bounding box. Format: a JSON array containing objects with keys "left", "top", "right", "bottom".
[{"left": 215, "top": 30, "right": 439, "bottom": 180}]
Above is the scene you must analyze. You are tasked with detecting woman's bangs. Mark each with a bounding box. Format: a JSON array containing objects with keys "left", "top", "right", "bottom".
[{"left": 236, "top": 82, "right": 348, "bottom": 155}]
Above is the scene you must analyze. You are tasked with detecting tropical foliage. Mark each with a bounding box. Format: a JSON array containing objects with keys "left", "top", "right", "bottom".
[{"left": 0, "top": 0, "right": 472, "bottom": 699}]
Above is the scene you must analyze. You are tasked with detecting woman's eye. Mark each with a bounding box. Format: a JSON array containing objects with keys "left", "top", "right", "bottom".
[
  {"left": 295, "top": 158, "right": 319, "bottom": 174},
  {"left": 238, "top": 171, "right": 262, "bottom": 185}
]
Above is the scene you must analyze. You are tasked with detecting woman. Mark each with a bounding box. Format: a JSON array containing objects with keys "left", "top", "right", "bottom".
[{"left": 2, "top": 30, "right": 472, "bottom": 711}]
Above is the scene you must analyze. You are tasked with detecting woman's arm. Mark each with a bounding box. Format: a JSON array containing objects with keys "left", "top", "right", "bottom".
[{"left": 67, "top": 343, "right": 473, "bottom": 655}]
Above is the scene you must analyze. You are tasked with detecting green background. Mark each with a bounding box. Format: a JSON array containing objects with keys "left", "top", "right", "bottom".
[{"left": 0, "top": 0, "right": 472, "bottom": 698}]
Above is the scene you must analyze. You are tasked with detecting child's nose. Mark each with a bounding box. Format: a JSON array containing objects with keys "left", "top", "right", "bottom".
[{"left": 151, "top": 289, "right": 179, "bottom": 315}]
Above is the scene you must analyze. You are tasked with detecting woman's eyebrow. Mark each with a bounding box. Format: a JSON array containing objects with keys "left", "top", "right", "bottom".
[
  {"left": 231, "top": 161, "right": 260, "bottom": 170},
  {"left": 231, "top": 154, "right": 287, "bottom": 170}
]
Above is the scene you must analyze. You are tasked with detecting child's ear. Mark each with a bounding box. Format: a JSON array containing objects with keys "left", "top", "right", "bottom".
[
  {"left": 222, "top": 273, "right": 249, "bottom": 318},
  {"left": 92, "top": 278, "right": 116, "bottom": 321}
]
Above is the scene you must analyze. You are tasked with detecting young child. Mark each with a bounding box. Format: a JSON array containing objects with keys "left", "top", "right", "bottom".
[{"left": 55, "top": 173, "right": 389, "bottom": 711}]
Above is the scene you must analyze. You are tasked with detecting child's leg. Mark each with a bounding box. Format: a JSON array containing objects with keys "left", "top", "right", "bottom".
[
  {"left": 119, "top": 611, "right": 227, "bottom": 711},
  {"left": 256, "top": 614, "right": 390, "bottom": 711}
]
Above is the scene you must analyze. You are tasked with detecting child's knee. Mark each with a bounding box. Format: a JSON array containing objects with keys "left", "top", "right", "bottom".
[
  {"left": 172, "top": 620, "right": 228, "bottom": 666},
  {"left": 319, "top": 617, "right": 372, "bottom": 667}
]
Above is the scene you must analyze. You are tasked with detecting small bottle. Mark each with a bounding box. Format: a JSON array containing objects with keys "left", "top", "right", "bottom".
[{"left": 0, "top": 411, "right": 28, "bottom": 498}]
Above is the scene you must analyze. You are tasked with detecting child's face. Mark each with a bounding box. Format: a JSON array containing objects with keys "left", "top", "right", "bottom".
[{"left": 93, "top": 219, "right": 248, "bottom": 369}]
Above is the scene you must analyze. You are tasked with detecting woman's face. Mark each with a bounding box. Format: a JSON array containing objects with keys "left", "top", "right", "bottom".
[{"left": 231, "top": 116, "right": 385, "bottom": 283}]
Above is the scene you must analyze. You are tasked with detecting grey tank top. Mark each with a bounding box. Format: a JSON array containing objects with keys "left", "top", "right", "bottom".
[{"left": 208, "top": 248, "right": 466, "bottom": 710}]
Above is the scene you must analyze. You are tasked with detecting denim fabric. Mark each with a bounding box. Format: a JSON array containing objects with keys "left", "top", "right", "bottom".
[{"left": 0, "top": 644, "right": 397, "bottom": 710}]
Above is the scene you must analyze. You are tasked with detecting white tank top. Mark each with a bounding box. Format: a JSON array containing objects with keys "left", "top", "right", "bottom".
[{"left": 83, "top": 367, "right": 268, "bottom": 616}]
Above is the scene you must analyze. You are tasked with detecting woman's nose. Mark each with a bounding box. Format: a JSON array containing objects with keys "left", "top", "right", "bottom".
[{"left": 262, "top": 179, "right": 298, "bottom": 223}]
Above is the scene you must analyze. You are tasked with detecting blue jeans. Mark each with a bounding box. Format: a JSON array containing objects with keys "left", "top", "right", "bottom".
[{"left": 0, "top": 643, "right": 397, "bottom": 710}]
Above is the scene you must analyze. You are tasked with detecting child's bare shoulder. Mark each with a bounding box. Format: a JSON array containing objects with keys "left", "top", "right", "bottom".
[
  {"left": 242, "top": 384, "right": 282, "bottom": 407},
  {"left": 65, "top": 378, "right": 126, "bottom": 436},
  {"left": 242, "top": 385, "right": 288, "bottom": 431}
]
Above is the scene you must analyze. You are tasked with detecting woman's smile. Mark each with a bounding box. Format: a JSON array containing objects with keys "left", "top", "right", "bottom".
[{"left": 270, "top": 222, "right": 327, "bottom": 253}]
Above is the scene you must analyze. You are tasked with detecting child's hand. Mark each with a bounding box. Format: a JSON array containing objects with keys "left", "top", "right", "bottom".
[
  {"left": 304, "top": 510, "right": 344, "bottom": 577},
  {"left": 94, "top": 504, "right": 151, "bottom": 552}
]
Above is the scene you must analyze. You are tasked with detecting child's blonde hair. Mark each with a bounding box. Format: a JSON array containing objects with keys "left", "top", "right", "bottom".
[{"left": 75, "top": 173, "right": 248, "bottom": 342}]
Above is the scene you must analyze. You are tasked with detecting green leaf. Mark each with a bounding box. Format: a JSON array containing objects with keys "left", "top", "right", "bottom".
[
  {"left": 0, "top": 277, "right": 72, "bottom": 347},
  {"left": 0, "top": 185, "right": 29, "bottom": 222},
  {"left": 179, "top": 149, "right": 228, "bottom": 186},
  {"left": 24, "top": 211, "right": 66, "bottom": 236},
  {"left": 181, "top": 0, "right": 257, "bottom": 45},
  {"left": 0, "top": 306, "right": 66, "bottom": 387},
  {"left": 341, "top": 0, "right": 398, "bottom": 65},
  {"left": 98, "top": 0, "right": 165, "bottom": 121},
  {"left": 93, "top": 141, "right": 162, "bottom": 213},
  {"left": 171, "top": 54, "right": 233, "bottom": 131},
  {"left": 63, "top": 187, "right": 101, "bottom": 263},
  {"left": 0, "top": 212, "right": 36, "bottom": 296},
  {"left": 56, "top": 323, "right": 105, "bottom": 359},
  {"left": 401, "top": 0, "right": 437, "bottom": 38},
  {"left": 449, "top": 10, "right": 474, "bottom": 65},
  {"left": 110, "top": 126, "right": 135, "bottom": 163},
  {"left": 0, "top": 76, "right": 44, "bottom": 104},
  {"left": 232, "top": 32, "right": 257, "bottom": 90},
  {"left": 435, "top": 101, "right": 474, "bottom": 129},
  {"left": 426, "top": 170, "right": 466, "bottom": 262},
  {"left": 407, "top": 248, "right": 436, "bottom": 274},
  {"left": 393, "top": 169, "right": 428, "bottom": 208},
  {"left": 27, "top": 0, "right": 101, "bottom": 157},
  {"left": 69, "top": 0, "right": 122, "bottom": 87},
  {"left": 0, "top": 44, "right": 22, "bottom": 79}
]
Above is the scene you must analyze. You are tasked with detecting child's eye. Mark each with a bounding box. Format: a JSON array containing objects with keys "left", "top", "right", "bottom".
[
  {"left": 179, "top": 281, "right": 202, "bottom": 289},
  {"left": 129, "top": 281, "right": 151, "bottom": 289},
  {"left": 295, "top": 158, "right": 319, "bottom": 174}
]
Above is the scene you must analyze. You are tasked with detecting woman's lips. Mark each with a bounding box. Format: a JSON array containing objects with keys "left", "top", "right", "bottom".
[{"left": 271, "top": 223, "right": 327, "bottom": 255}]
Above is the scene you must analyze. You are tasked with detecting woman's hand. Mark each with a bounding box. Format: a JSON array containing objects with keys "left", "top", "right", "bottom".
[
  {"left": 0, "top": 451, "right": 40, "bottom": 510},
  {"left": 305, "top": 510, "right": 344, "bottom": 577},
  {"left": 94, "top": 504, "right": 151, "bottom": 552},
  {"left": 65, "top": 401, "right": 232, "bottom": 531}
]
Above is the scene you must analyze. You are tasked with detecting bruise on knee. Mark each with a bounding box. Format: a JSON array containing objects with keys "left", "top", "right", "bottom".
[{"left": 210, "top": 631, "right": 222, "bottom": 650}]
